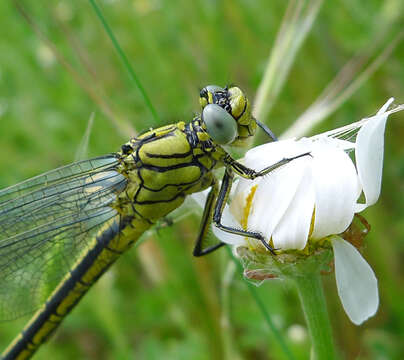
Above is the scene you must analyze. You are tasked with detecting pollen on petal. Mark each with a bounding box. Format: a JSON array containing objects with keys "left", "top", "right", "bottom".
[
  {"left": 242, "top": 184, "right": 258, "bottom": 230},
  {"left": 308, "top": 208, "right": 316, "bottom": 238}
]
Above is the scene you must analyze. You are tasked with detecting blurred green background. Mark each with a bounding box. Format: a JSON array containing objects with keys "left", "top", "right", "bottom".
[{"left": 0, "top": 0, "right": 403, "bottom": 359}]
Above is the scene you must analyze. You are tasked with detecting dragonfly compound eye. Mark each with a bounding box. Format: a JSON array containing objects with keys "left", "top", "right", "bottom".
[{"left": 202, "top": 104, "right": 237, "bottom": 145}]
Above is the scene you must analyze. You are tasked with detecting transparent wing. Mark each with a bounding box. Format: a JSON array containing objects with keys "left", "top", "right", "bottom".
[{"left": 0, "top": 155, "right": 128, "bottom": 321}]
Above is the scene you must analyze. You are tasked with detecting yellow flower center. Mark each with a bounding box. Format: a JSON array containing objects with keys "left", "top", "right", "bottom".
[
  {"left": 241, "top": 184, "right": 258, "bottom": 249},
  {"left": 241, "top": 184, "right": 257, "bottom": 230}
]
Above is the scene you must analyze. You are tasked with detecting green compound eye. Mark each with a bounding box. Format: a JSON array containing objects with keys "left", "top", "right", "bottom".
[{"left": 202, "top": 104, "right": 237, "bottom": 145}]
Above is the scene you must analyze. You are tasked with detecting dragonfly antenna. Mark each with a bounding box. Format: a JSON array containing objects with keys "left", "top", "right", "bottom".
[{"left": 256, "top": 120, "right": 278, "bottom": 142}]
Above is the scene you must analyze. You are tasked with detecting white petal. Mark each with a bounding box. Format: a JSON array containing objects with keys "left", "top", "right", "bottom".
[
  {"left": 272, "top": 165, "right": 315, "bottom": 250},
  {"left": 331, "top": 236, "right": 379, "bottom": 325},
  {"left": 311, "top": 141, "right": 359, "bottom": 239},
  {"left": 248, "top": 157, "right": 310, "bottom": 242},
  {"left": 355, "top": 100, "right": 391, "bottom": 210},
  {"left": 212, "top": 205, "right": 245, "bottom": 245},
  {"left": 244, "top": 139, "right": 301, "bottom": 169},
  {"left": 231, "top": 139, "right": 306, "bottom": 224},
  {"left": 320, "top": 137, "right": 356, "bottom": 151},
  {"left": 377, "top": 97, "right": 394, "bottom": 115},
  {"left": 244, "top": 138, "right": 313, "bottom": 172},
  {"left": 239, "top": 138, "right": 314, "bottom": 243}
]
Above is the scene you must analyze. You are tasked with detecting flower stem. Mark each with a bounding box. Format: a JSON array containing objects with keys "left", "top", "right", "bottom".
[{"left": 293, "top": 272, "right": 336, "bottom": 360}]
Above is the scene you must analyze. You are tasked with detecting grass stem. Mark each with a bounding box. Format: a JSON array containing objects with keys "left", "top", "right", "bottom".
[{"left": 89, "top": 0, "right": 160, "bottom": 124}]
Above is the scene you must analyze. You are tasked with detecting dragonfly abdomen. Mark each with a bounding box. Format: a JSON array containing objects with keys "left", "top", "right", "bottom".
[{"left": 2, "top": 216, "right": 148, "bottom": 360}]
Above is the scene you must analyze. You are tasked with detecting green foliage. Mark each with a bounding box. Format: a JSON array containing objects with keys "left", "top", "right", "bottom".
[{"left": 0, "top": 0, "right": 403, "bottom": 359}]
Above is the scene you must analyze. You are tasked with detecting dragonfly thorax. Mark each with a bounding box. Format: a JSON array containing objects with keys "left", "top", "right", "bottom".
[{"left": 114, "top": 120, "right": 225, "bottom": 224}]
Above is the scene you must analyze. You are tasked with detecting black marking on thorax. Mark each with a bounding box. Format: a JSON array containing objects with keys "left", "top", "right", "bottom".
[
  {"left": 185, "top": 117, "right": 216, "bottom": 153},
  {"left": 145, "top": 151, "right": 193, "bottom": 159},
  {"left": 122, "top": 122, "right": 220, "bottom": 208}
]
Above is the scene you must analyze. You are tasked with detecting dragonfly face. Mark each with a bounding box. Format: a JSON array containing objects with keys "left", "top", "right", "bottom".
[{"left": 199, "top": 85, "right": 257, "bottom": 147}]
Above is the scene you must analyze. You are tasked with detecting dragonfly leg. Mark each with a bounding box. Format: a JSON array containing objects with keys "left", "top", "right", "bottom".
[
  {"left": 193, "top": 179, "right": 226, "bottom": 257},
  {"left": 212, "top": 169, "right": 277, "bottom": 255},
  {"left": 223, "top": 151, "right": 311, "bottom": 180},
  {"left": 194, "top": 151, "right": 311, "bottom": 256}
]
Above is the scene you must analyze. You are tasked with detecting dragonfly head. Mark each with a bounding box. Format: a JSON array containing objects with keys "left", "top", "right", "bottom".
[{"left": 199, "top": 85, "right": 257, "bottom": 147}]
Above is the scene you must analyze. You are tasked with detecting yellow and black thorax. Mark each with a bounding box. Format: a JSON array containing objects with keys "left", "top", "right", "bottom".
[{"left": 113, "top": 116, "right": 226, "bottom": 223}]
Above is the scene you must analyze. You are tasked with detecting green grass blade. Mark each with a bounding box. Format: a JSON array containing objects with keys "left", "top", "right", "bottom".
[
  {"left": 75, "top": 112, "right": 95, "bottom": 161},
  {"left": 253, "top": 0, "right": 323, "bottom": 125},
  {"left": 89, "top": 0, "right": 160, "bottom": 124},
  {"left": 281, "top": 29, "right": 404, "bottom": 139}
]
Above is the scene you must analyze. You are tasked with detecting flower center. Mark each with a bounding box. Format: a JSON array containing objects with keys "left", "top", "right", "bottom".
[
  {"left": 241, "top": 184, "right": 259, "bottom": 249},
  {"left": 241, "top": 184, "right": 258, "bottom": 231}
]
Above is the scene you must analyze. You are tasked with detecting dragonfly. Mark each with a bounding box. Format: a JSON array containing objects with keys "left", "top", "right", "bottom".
[{"left": 0, "top": 85, "right": 304, "bottom": 359}]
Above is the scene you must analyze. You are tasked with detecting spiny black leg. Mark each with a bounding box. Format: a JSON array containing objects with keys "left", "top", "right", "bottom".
[
  {"left": 193, "top": 241, "right": 226, "bottom": 257},
  {"left": 223, "top": 152, "right": 311, "bottom": 180},
  {"left": 212, "top": 168, "right": 277, "bottom": 255},
  {"left": 193, "top": 179, "right": 226, "bottom": 257}
]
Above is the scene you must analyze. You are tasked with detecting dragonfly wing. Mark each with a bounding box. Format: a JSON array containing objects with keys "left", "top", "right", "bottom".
[{"left": 0, "top": 155, "right": 128, "bottom": 321}]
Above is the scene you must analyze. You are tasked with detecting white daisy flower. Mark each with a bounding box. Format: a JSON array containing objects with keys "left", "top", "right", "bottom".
[{"left": 212, "top": 99, "right": 403, "bottom": 325}]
